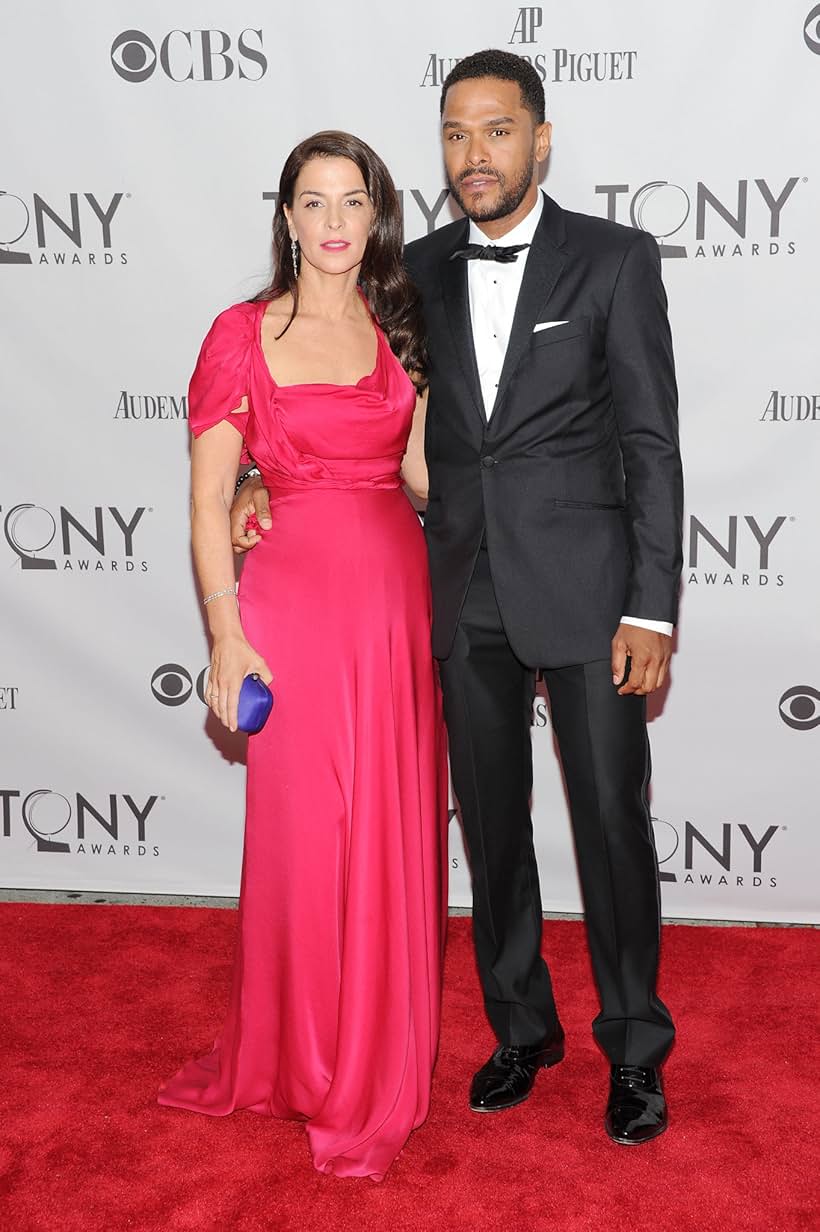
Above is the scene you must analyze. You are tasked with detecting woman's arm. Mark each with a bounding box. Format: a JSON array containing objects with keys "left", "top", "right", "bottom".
[
  {"left": 191, "top": 403, "right": 272, "bottom": 730},
  {"left": 191, "top": 417, "right": 245, "bottom": 639},
  {"left": 400, "top": 388, "right": 429, "bottom": 502}
]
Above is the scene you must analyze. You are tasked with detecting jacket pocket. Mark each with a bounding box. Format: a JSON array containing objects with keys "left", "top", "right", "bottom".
[
  {"left": 531, "top": 318, "right": 590, "bottom": 348},
  {"left": 554, "top": 499, "right": 625, "bottom": 510}
]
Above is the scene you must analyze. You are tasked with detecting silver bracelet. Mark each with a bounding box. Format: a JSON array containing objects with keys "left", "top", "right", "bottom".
[
  {"left": 203, "top": 584, "right": 238, "bottom": 605},
  {"left": 234, "top": 466, "right": 261, "bottom": 496}
]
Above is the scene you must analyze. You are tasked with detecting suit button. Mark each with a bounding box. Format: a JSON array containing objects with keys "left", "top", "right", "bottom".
[{"left": 481, "top": 455, "right": 497, "bottom": 469}]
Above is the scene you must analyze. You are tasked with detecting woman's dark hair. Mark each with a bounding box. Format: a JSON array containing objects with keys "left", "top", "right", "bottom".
[
  {"left": 440, "top": 49, "right": 546, "bottom": 125},
  {"left": 252, "top": 130, "right": 427, "bottom": 390}
]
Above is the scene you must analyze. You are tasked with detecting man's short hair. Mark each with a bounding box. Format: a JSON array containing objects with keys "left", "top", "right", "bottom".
[{"left": 440, "top": 49, "right": 546, "bottom": 125}]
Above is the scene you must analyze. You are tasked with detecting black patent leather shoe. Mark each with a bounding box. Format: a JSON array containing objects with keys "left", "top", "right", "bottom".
[
  {"left": 469, "top": 1026, "right": 565, "bottom": 1113},
  {"left": 605, "top": 1065, "right": 668, "bottom": 1145}
]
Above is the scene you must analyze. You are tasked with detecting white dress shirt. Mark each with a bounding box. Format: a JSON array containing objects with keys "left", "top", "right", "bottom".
[
  {"left": 467, "top": 193, "right": 544, "bottom": 419},
  {"left": 467, "top": 193, "right": 673, "bottom": 638}
]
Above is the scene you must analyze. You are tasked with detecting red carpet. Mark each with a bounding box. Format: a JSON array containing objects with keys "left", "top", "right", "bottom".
[{"left": 1, "top": 905, "right": 818, "bottom": 1232}]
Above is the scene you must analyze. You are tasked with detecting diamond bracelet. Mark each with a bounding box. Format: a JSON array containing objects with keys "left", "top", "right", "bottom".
[{"left": 203, "top": 584, "right": 238, "bottom": 606}]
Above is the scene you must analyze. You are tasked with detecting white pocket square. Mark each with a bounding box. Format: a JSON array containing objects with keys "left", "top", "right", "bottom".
[{"left": 533, "top": 320, "right": 569, "bottom": 332}]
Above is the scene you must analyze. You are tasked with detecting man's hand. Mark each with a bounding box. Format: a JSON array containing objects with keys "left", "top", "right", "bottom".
[
  {"left": 611, "top": 623, "right": 672, "bottom": 696},
  {"left": 230, "top": 475, "right": 271, "bottom": 554}
]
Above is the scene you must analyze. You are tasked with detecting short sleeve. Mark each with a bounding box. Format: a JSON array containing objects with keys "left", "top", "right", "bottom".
[{"left": 188, "top": 303, "right": 254, "bottom": 443}]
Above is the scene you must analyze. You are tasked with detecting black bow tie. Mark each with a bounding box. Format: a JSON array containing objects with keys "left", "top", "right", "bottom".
[{"left": 449, "top": 242, "right": 530, "bottom": 264}]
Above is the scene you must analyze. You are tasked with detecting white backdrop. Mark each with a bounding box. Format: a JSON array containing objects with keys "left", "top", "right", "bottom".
[{"left": 2, "top": 2, "right": 819, "bottom": 922}]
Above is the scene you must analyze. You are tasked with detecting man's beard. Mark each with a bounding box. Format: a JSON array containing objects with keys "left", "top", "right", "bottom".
[{"left": 448, "top": 153, "right": 535, "bottom": 223}]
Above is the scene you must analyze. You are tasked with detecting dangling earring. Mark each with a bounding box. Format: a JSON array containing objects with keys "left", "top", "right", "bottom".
[{"left": 291, "top": 236, "right": 299, "bottom": 279}]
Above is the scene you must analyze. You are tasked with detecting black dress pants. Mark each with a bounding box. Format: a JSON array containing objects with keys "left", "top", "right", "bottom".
[{"left": 438, "top": 548, "right": 675, "bottom": 1066}]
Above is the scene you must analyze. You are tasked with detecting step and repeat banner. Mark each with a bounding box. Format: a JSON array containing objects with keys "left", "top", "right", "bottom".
[{"left": 2, "top": 2, "right": 818, "bottom": 922}]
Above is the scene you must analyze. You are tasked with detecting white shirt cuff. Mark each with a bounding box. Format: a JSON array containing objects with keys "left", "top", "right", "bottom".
[{"left": 620, "top": 616, "right": 674, "bottom": 637}]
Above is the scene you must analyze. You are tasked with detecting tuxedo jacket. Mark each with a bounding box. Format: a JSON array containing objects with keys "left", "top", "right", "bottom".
[{"left": 403, "top": 192, "right": 684, "bottom": 668}]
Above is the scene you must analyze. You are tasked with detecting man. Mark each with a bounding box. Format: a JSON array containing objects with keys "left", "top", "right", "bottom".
[{"left": 233, "top": 49, "right": 683, "bottom": 1145}]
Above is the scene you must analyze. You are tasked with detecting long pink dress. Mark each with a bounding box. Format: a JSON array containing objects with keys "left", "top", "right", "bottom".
[{"left": 158, "top": 301, "right": 448, "bottom": 1181}]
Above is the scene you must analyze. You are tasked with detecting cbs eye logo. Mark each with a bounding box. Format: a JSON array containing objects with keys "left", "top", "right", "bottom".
[
  {"left": 151, "top": 663, "right": 208, "bottom": 707},
  {"left": 111, "top": 30, "right": 157, "bottom": 83},
  {"left": 778, "top": 685, "right": 820, "bottom": 731},
  {"left": 805, "top": 5, "right": 820, "bottom": 53}
]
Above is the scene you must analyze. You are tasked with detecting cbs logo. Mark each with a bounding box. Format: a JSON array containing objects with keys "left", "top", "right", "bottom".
[
  {"left": 778, "top": 685, "right": 820, "bottom": 731},
  {"left": 110, "top": 28, "right": 267, "bottom": 83},
  {"left": 150, "top": 663, "right": 208, "bottom": 708}
]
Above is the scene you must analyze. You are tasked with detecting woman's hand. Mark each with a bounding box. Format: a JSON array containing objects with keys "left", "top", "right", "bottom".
[{"left": 205, "top": 634, "right": 273, "bottom": 732}]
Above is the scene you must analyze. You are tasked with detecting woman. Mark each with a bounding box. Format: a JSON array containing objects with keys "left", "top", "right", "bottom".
[{"left": 158, "top": 132, "right": 448, "bottom": 1181}]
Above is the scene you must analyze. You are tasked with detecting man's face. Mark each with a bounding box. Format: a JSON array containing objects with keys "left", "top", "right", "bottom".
[{"left": 441, "top": 77, "right": 551, "bottom": 224}]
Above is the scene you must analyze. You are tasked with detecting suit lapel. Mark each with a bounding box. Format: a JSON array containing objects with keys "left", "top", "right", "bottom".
[
  {"left": 490, "top": 195, "right": 568, "bottom": 424},
  {"left": 439, "top": 221, "right": 486, "bottom": 433}
]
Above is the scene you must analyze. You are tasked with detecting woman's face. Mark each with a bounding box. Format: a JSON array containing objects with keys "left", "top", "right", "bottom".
[{"left": 284, "top": 156, "right": 374, "bottom": 278}]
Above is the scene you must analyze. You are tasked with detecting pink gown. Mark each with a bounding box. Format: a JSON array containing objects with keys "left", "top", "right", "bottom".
[{"left": 158, "top": 301, "right": 448, "bottom": 1181}]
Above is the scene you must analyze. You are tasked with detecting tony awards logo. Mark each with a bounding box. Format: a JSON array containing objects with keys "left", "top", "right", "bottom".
[
  {"left": 0, "top": 788, "right": 160, "bottom": 857},
  {"left": 0, "top": 190, "right": 127, "bottom": 267},
  {"left": 593, "top": 178, "right": 802, "bottom": 260},
  {"left": 2, "top": 504, "right": 149, "bottom": 573}
]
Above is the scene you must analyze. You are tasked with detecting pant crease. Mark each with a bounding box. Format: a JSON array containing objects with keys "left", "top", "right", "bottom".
[
  {"left": 580, "top": 661, "right": 628, "bottom": 1035},
  {"left": 451, "top": 643, "right": 499, "bottom": 961}
]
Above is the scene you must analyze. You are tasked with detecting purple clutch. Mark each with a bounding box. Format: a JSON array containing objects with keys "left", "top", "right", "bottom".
[{"left": 237, "top": 673, "right": 273, "bottom": 734}]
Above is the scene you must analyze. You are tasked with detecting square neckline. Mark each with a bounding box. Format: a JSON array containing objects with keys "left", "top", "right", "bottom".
[{"left": 255, "top": 293, "right": 382, "bottom": 392}]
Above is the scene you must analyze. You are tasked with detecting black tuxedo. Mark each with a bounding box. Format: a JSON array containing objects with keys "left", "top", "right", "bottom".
[
  {"left": 404, "top": 194, "right": 682, "bottom": 1067},
  {"left": 405, "top": 192, "right": 682, "bottom": 665}
]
